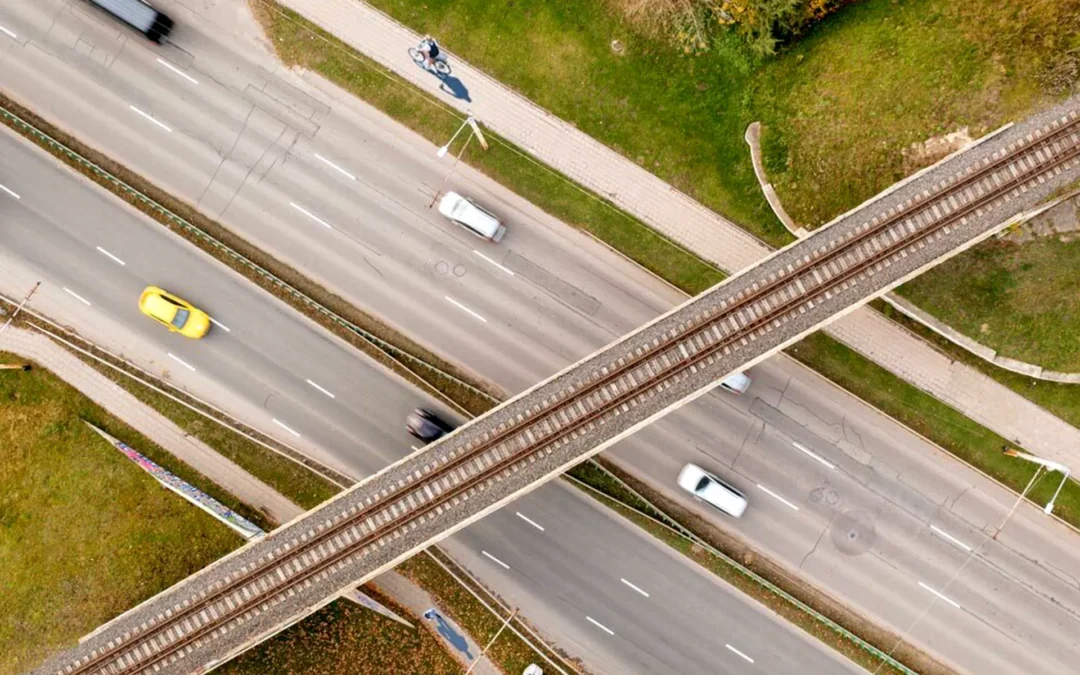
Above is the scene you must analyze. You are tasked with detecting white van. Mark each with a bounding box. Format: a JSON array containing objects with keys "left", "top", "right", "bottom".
[
  {"left": 718, "top": 371, "right": 751, "bottom": 395},
  {"left": 438, "top": 192, "right": 507, "bottom": 243},
  {"left": 677, "top": 463, "right": 748, "bottom": 518}
]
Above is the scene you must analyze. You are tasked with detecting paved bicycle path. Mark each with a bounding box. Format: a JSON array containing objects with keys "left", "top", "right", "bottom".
[{"left": 277, "top": 0, "right": 1080, "bottom": 473}]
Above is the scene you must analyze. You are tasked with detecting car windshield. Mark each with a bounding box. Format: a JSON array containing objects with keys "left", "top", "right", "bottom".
[{"left": 170, "top": 308, "right": 189, "bottom": 329}]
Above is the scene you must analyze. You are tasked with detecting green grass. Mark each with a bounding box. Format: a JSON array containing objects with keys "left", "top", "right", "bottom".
[
  {"left": 252, "top": 0, "right": 729, "bottom": 292},
  {"left": 358, "top": 0, "right": 1076, "bottom": 237},
  {"left": 217, "top": 592, "right": 463, "bottom": 675},
  {"left": 752, "top": 0, "right": 1078, "bottom": 226},
  {"left": 396, "top": 552, "right": 572, "bottom": 675},
  {"left": 877, "top": 304, "right": 1080, "bottom": 458},
  {"left": 896, "top": 236, "right": 1080, "bottom": 372},
  {"left": 0, "top": 355, "right": 241, "bottom": 675},
  {"left": 254, "top": 0, "right": 1080, "bottom": 564},
  {"left": 88, "top": 360, "right": 339, "bottom": 512}
]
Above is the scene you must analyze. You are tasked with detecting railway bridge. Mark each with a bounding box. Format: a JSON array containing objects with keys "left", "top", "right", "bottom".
[{"left": 35, "top": 98, "right": 1080, "bottom": 675}]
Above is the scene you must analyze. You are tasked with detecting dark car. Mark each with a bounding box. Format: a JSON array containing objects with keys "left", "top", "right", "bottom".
[{"left": 406, "top": 408, "right": 455, "bottom": 442}]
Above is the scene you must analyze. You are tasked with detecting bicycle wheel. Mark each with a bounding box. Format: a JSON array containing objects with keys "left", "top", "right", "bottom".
[
  {"left": 408, "top": 47, "right": 424, "bottom": 65},
  {"left": 434, "top": 60, "right": 451, "bottom": 75}
]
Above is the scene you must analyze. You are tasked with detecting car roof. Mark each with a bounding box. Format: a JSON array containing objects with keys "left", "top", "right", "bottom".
[
  {"left": 677, "top": 463, "right": 747, "bottom": 517},
  {"left": 719, "top": 371, "right": 752, "bottom": 394},
  {"left": 438, "top": 192, "right": 501, "bottom": 238},
  {"left": 143, "top": 293, "right": 178, "bottom": 321}
]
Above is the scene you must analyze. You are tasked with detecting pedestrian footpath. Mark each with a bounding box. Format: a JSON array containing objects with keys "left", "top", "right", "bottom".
[
  {"left": 276, "top": 0, "right": 1080, "bottom": 471},
  {"left": 1, "top": 325, "right": 505, "bottom": 667}
]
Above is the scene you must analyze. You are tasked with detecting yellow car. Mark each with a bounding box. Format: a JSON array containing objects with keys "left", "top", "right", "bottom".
[{"left": 138, "top": 286, "right": 211, "bottom": 339}]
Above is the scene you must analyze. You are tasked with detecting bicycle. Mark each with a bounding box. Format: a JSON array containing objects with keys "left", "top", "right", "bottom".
[{"left": 408, "top": 45, "right": 451, "bottom": 76}]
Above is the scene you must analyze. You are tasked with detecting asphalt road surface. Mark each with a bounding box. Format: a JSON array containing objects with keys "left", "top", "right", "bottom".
[
  {"left": 2, "top": 1, "right": 1080, "bottom": 673},
  {"left": 0, "top": 127, "right": 854, "bottom": 674}
]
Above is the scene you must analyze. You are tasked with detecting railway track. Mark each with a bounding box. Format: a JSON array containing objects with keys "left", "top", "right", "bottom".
[{"left": 47, "top": 108, "right": 1080, "bottom": 675}]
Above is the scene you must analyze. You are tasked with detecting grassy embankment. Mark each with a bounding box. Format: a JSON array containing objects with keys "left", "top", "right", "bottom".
[{"left": 0, "top": 355, "right": 241, "bottom": 674}]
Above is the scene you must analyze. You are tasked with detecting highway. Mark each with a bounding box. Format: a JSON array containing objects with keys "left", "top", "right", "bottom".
[
  {"left": 3, "top": 1, "right": 1080, "bottom": 673},
  {"left": 0, "top": 127, "right": 853, "bottom": 674}
]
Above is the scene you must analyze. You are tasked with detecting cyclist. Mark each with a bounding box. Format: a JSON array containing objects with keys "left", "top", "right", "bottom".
[{"left": 417, "top": 35, "right": 441, "bottom": 71}]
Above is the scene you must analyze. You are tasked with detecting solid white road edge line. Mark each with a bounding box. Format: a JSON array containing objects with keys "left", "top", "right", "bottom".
[
  {"left": 167, "top": 352, "right": 196, "bottom": 372},
  {"left": 208, "top": 317, "right": 231, "bottom": 333},
  {"left": 156, "top": 58, "right": 199, "bottom": 84},
  {"left": 95, "top": 246, "right": 126, "bottom": 266},
  {"left": 444, "top": 295, "right": 488, "bottom": 323},
  {"left": 756, "top": 484, "right": 800, "bottom": 511},
  {"left": 620, "top": 578, "right": 650, "bottom": 598},
  {"left": 129, "top": 105, "right": 172, "bottom": 132},
  {"left": 930, "top": 525, "right": 973, "bottom": 552},
  {"left": 272, "top": 418, "right": 302, "bottom": 438},
  {"left": 792, "top": 441, "right": 835, "bottom": 470},
  {"left": 0, "top": 24, "right": 16, "bottom": 39},
  {"left": 314, "top": 153, "right": 358, "bottom": 180},
  {"left": 515, "top": 511, "right": 545, "bottom": 531},
  {"left": 289, "top": 202, "right": 334, "bottom": 229},
  {"left": 306, "top": 379, "right": 336, "bottom": 398},
  {"left": 481, "top": 550, "right": 510, "bottom": 570},
  {"left": 0, "top": 183, "right": 20, "bottom": 199},
  {"left": 62, "top": 287, "right": 91, "bottom": 306},
  {"left": 473, "top": 250, "right": 516, "bottom": 276},
  {"left": 725, "top": 644, "right": 755, "bottom": 663},
  {"left": 918, "top": 581, "right": 961, "bottom": 609}
]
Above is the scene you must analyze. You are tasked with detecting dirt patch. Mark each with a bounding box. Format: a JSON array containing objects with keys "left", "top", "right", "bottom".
[{"left": 901, "top": 127, "right": 973, "bottom": 172}]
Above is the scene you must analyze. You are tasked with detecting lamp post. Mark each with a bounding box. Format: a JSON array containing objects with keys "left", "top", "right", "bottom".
[
  {"left": 1003, "top": 447, "right": 1071, "bottom": 515},
  {"left": 429, "top": 122, "right": 478, "bottom": 209},
  {"left": 464, "top": 608, "right": 518, "bottom": 675},
  {"left": 438, "top": 116, "right": 474, "bottom": 158},
  {"left": 0, "top": 281, "right": 40, "bottom": 338}
]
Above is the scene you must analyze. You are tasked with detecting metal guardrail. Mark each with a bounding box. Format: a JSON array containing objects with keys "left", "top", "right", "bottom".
[
  {"left": 0, "top": 103, "right": 497, "bottom": 415},
  {"left": 1, "top": 102, "right": 918, "bottom": 675},
  {"left": 568, "top": 463, "right": 920, "bottom": 675}
]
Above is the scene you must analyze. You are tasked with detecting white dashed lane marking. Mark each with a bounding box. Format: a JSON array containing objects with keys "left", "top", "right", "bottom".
[
  {"left": 473, "top": 249, "right": 515, "bottom": 276},
  {"left": 62, "top": 287, "right": 91, "bottom": 306},
  {"left": 130, "top": 105, "right": 172, "bottom": 132},
  {"left": 586, "top": 616, "right": 615, "bottom": 636},
  {"left": 273, "top": 418, "right": 302, "bottom": 438},
  {"left": 726, "top": 644, "right": 754, "bottom": 664},
  {"left": 444, "top": 295, "right": 488, "bottom": 323},
  {"left": 756, "top": 484, "right": 800, "bottom": 511},
  {"left": 918, "top": 581, "right": 961, "bottom": 609},
  {"left": 930, "top": 525, "right": 973, "bottom": 552},
  {"left": 0, "top": 183, "right": 20, "bottom": 199},
  {"left": 289, "top": 202, "right": 335, "bottom": 230},
  {"left": 792, "top": 441, "right": 835, "bottom": 470},
  {"left": 481, "top": 551, "right": 510, "bottom": 570},
  {"left": 156, "top": 58, "right": 199, "bottom": 84},
  {"left": 167, "top": 353, "right": 196, "bottom": 372},
  {"left": 314, "top": 153, "right": 357, "bottom": 180},
  {"left": 96, "top": 246, "right": 126, "bottom": 266},
  {"left": 620, "top": 578, "right": 650, "bottom": 598},
  {"left": 209, "top": 318, "right": 231, "bottom": 333},
  {"left": 306, "top": 379, "right": 336, "bottom": 399},
  {"left": 0, "top": 24, "right": 16, "bottom": 39},
  {"left": 515, "top": 511, "right": 545, "bottom": 531}
]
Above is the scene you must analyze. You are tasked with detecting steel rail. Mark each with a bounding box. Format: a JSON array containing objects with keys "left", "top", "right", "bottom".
[{"left": 63, "top": 114, "right": 1080, "bottom": 675}]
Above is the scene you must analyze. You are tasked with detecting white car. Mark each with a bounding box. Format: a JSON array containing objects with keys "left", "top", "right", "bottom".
[
  {"left": 438, "top": 191, "right": 507, "bottom": 242},
  {"left": 677, "top": 463, "right": 748, "bottom": 518},
  {"left": 718, "top": 371, "right": 751, "bottom": 395}
]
